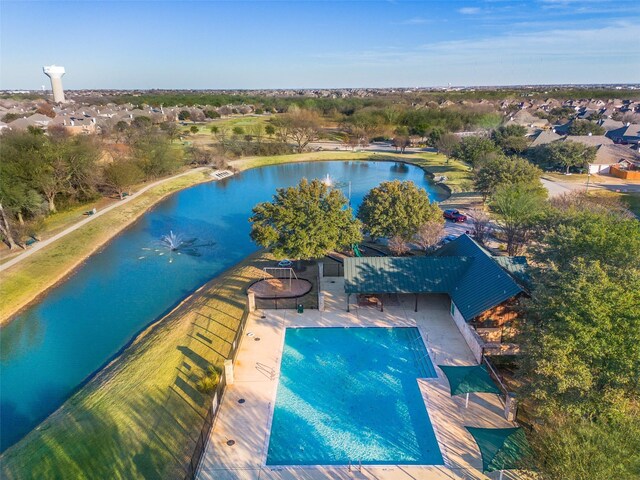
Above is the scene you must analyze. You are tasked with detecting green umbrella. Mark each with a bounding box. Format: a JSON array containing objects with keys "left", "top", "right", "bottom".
[
  {"left": 439, "top": 364, "right": 501, "bottom": 407},
  {"left": 466, "top": 426, "right": 531, "bottom": 479}
]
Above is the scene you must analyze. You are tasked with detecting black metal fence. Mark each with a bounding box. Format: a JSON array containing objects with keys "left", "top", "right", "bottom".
[
  {"left": 255, "top": 294, "right": 317, "bottom": 310},
  {"left": 183, "top": 304, "right": 249, "bottom": 480}
]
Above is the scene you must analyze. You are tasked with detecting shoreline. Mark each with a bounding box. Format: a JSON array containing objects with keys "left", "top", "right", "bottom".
[
  {"left": 0, "top": 168, "right": 216, "bottom": 325},
  {"left": 0, "top": 152, "right": 455, "bottom": 325}
]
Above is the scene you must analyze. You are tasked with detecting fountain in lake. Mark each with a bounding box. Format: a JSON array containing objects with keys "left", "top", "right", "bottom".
[{"left": 139, "top": 231, "right": 215, "bottom": 263}]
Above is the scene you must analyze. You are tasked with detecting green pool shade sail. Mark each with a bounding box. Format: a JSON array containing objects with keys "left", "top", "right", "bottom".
[
  {"left": 438, "top": 365, "right": 501, "bottom": 396},
  {"left": 465, "top": 426, "right": 531, "bottom": 473}
]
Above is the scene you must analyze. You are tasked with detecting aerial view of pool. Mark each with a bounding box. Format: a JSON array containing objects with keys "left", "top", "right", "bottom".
[{"left": 266, "top": 327, "right": 444, "bottom": 466}]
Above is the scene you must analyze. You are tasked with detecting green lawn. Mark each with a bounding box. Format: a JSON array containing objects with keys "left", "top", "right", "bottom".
[
  {"left": 1, "top": 250, "right": 274, "bottom": 480},
  {"left": 0, "top": 170, "right": 213, "bottom": 324},
  {"left": 181, "top": 115, "right": 272, "bottom": 136}
]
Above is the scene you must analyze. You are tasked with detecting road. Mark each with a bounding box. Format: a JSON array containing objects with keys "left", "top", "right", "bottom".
[{"left": 0, "top": 167, "right": 208, "bottom": 273}]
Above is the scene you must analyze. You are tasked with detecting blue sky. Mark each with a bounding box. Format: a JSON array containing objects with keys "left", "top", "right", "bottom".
[{"left": 1, "top": 0, "right": 639, "bottom": 89}]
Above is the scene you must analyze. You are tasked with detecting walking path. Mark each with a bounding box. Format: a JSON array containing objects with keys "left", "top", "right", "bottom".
[{"left": 0, "top": 168, "right": 207, "bottom": 273}]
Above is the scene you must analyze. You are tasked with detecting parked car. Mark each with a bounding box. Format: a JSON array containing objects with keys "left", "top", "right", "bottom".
[
  {"left": 440, "top": 234, "right": 458, "bottom": 245},
  {"left": 277, "top": 259, "right": 293, "bottom": 268},
  {"left": 443, "top": 209, "right": 467, "bottom": 222}
]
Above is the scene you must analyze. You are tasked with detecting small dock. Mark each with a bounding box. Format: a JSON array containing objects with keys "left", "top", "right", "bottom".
[{"left": 210, "top": 170, "right": 234, "bottom": 180}]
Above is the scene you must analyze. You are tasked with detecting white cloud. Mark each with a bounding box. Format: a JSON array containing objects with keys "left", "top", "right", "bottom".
[
  {"left": 401, "top": 17, "right": 429, "bottom": 25},
  {"left": 311, "top": 21, "right": 640, "bottom": 85},
  {"left": 458, "top": 7, "right": 482, "bottom": 15}
]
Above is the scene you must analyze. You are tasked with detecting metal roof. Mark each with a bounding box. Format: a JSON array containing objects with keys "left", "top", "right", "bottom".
[
  {"left": 436, "top": 235, "right": 524, "bottom": 321},
  {"left": 344, "top": 256, "right": 471, "bottom": 295},
  {"left": 344, "top": 235, "right": 525, "bottom": 322}
]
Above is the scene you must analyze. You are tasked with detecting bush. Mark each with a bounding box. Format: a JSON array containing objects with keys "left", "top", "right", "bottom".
[{"left": 195, "top": 366, "right": 220, "bottom": 393}]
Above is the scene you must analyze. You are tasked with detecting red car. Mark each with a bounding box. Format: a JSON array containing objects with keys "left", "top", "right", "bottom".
[{"left": 443, "top": 209, "right": 467, "bottom": 222}]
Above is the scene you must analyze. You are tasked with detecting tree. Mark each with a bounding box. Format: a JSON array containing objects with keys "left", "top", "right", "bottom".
[
  {"left": 272, "top": 107, "right": 322, "bottom": 152},
  {"left": 490, "top": 183, "right": 546, "bottom": 255},
  {"left": 474, "top": 155, "right": 543, "bottom": 200},
  {"left": 250, "top": 179, "right": 362, "bottom": 260},
  {"left": 427, "top": 127, "right": 444, "bottom": 147},
  {"left": 469, "top": 208, "right": 492, "bottom": 245},
  {"left": 517, "top": 209, "right": 640, "bottom": 478},
  {"left": 133, "top": 133, "right": 185, "bottom": 178},
  {"left": 159, "top": 122, "right": 180, "bottom": 142},
  {"left": 264, "top": 124, "right": 276, "bottom": 136},
  {"left": 203, "top": 109, "right": 220, "bottom": 119},
  {"left": 103, "top": 159, "right": 143, "bottom": 199},
  {"left": 357, "top": 180, "right": 442, "bottom": 241},
  {"left": 388, "top": 235, "right": 410, "bottom": 256},
  {"left": 413, "top": 220, "right": 444, "bottom": 252},
  {"left": 567, "top": 120, "right": 605, "bottom": 136},
  {"left": 190, "top": 125, "right": 199, "bottom": 134},
  {"left": 452, "top": 136, "right": 499, "bottom": 170},
  {"left": 178, "top": 110, "right": 191, "bottom": 121},
  {"left": 521, "top": 258, "right": 640, "bottom": 418},
  {"left": 232, "top": 126, "right": 244, "bottom": 136},
  {"left": 392, "top": 135, "right": 411, "bottom": 153},
  {"left": 541, "top": 141, "right": 597, "bottom": 174},
  {"left": 526, "top": 412, "right": 640, "bottom": 480},
  {"left": 492, "top": 124, "right": 529, "bottom": 156},
  {"left": 434, "top": 133, "right": 460, "bottom": 159},
  {"left": 186, "top": 145, "right": 213, "bottom": 166}
]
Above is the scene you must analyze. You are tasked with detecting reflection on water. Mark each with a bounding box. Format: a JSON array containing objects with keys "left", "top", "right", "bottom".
[{"left": 0, "top": 160, "right": 446, "bottom": 450}]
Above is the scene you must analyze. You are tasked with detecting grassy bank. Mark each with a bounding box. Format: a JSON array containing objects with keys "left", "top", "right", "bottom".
[
  {"left": 0, "top": 170, "right": 213, "bottom": 324},
  {"left": 1, "top": 250, "right": 274, "bottom": 480}
]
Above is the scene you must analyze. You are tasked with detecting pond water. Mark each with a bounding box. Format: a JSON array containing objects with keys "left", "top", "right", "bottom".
[{"left": 0, "top": 160, "right": 446, "bottom": 451}]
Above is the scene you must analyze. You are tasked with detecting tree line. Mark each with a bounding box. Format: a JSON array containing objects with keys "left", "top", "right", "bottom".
[{"left": 0, "top": 121, "right": 192, "bottom": 249}]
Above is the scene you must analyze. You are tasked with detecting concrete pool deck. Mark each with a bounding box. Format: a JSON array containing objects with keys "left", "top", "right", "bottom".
[{"left": 197, "top": 278, "right": 522, "bottom": 480}]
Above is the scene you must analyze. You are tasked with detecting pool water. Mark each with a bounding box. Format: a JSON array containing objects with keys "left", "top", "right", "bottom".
[{"left": 266, "top": 327, "right": 444, "bottom": 465}]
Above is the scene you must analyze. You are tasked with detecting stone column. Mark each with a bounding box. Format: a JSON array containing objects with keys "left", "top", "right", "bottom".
[
  {"left": 224, "top": 359, "right": 234, "bottom": 385},
  {"left": 318, "top": 262, "right": 324, "bottom": 279},
  {"left": 247, "top": 292, "right": 255, "bottom": 312},
  {"left": 505, "top": 392, "right": 518, "bottom": 421},
  {"left": 318, "top": 292, "right": 325, "bottom": 311}
]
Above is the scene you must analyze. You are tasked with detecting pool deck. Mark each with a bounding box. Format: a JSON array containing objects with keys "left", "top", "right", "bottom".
[{"left": 197, "top": 278, "right": 522, "bottom": 480}]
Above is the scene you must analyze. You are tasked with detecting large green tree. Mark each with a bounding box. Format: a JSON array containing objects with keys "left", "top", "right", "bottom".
[
  {"left": 357, "top": 180, "right": 442, "bottom": 241},
  {"left": 490, "top": 183, "right": 546, "bottom": 255},
  {"left": 250, "top": 178, "right": 362, "bottom": 259},
  {"left": 492, "top": 124, "right": 529, "bottom": 156},
  {"left": 532, "top": 141, "right": 597, "bottom": 173},
  {"left": 518, "top": 211, "right": 640, "bottom": 478},
  {"left": 452, "top": 136, "right": 499, "bottom": 170},
  {"left": 567, "top": 119, "right": 605, "bottom": 136},
  {"left": 475, "top": 155, "right": 542, "bottom": 200}
]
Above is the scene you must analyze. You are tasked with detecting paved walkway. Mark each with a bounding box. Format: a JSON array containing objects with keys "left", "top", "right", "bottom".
[
  {"left": 197, "top": 278, "right": 521, "bottom": 480},
  {"left": 0, "top": 167, "right": 207, "bottom": 272}
]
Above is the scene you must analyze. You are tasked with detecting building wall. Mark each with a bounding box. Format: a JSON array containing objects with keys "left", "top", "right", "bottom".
[
  {"left": 450, "top": 300, "right": 484, "bottom": 363},
  {"left": 589, "top": 163, "right": 611, "bottom": 174}
]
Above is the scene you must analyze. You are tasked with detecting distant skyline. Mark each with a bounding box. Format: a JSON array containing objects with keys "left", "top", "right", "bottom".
[{"left": 1, "top": 0, "right": 639, "bottom": 90}]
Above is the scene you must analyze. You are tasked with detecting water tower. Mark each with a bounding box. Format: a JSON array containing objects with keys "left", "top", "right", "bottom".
[{"left": 43, "top": 65, "right": 66, "bottom": 103}]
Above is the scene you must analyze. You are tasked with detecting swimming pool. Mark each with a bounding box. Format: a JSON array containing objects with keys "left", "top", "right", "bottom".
[{"left": 266, "top": 327, "right": 444, "bottom": 466}]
